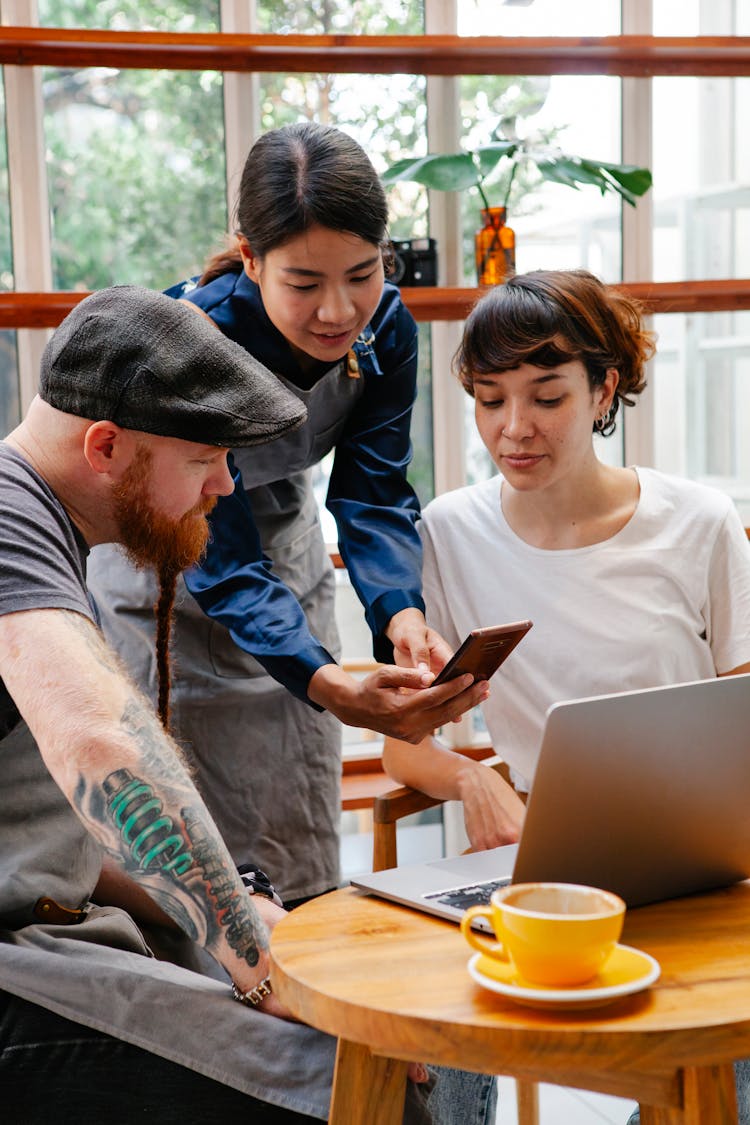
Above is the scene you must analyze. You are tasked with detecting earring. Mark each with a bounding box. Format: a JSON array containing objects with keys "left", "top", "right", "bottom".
[{"left": 594, "top": 407, "right": 613, "bottom": 434}]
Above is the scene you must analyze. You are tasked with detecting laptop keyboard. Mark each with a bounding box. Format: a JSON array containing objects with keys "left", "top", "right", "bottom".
[{"left": 424, "top": 876, "right": 512, "bottom": 911}]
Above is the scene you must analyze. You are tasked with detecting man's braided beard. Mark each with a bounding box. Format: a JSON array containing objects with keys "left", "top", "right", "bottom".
[{"left": 112, "top": 445, "right": 216, "bottom": 730}]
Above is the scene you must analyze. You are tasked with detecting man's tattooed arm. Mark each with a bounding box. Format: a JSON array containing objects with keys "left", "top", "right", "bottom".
[
  {"left": 0, "top": 607, "right": 279, "bottom": 1003},
  {"left": 75, "top": 692, "right": 268, "bottom": 969}
]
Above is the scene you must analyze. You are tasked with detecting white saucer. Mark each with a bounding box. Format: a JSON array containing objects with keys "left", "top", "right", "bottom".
[{"left": 467, "top": 944, "right": 661, "bottom": 1010}]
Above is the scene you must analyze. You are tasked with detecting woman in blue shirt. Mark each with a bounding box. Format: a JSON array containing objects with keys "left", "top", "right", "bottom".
[{"left": 87, "top": 122, "right": 487, "bottom": 906}]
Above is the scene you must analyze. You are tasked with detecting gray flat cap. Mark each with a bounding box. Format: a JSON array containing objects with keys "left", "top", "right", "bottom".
[{"left": 39, "top": 285, "right": 306, "bottom": 447}]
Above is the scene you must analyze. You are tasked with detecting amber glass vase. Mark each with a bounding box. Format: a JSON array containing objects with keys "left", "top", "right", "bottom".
[{"left": 474, "top": 206, "right": 516, "bottom": 286}]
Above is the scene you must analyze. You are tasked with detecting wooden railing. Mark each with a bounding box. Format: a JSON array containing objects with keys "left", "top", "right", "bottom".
[
  {"left": 0, "top": 29, "right": 746, "bottom": 327},
  {"left": 0, "top": 29, "right": 747, "bottom": 77},
  {"left": 400, "top": 280, "right": 750, "bottom": 320},
  {"left": 2, "top": 279, "right": 750, "bottom": 331}
]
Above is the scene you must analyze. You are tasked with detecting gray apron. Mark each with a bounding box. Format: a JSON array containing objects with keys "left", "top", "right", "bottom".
[
  {"left": 0, "top": 716, "right": 338, "bottom": 1117},
  {"left": 87, "top": 362, "right": 366, "bottom": 902},
  {"left": 0, "top": 714, "right": 485, "bottom": 1123}
]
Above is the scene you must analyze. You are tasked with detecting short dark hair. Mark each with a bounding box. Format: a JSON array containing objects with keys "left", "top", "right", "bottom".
[
  {"left": 454, "top": 269, "right": 656, "bottom": 435},
  {"left": 201, "top": 123, "right": 390, "bottom": 284}
]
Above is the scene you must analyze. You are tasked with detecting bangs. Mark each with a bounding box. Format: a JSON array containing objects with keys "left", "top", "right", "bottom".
[
  {"left": 522, "top": 338, "right": 579, "bottom": 371},
  {"left": 465, "top": 327, "right": 579, "bottom": 377}
]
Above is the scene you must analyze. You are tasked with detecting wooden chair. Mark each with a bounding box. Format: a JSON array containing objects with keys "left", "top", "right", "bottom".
[{"left": 371, "top": 749, "right": 540, "bottom": 1125}]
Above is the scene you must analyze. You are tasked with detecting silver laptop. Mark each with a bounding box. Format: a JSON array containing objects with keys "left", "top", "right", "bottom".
[{"left": 352, "top": 673, "right": 750, "bottom": 926}]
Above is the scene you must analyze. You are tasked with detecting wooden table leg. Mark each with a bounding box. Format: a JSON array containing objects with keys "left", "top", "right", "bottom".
[
  {"left": 329, "top": 1037, "right": 409, "bottom": 1125},
  {"left": 640, "top": 1063, "right": 737, "bottom": 1125},
  {"left": 516, "top": 1078, "right": 539, "bottom": 1125}
]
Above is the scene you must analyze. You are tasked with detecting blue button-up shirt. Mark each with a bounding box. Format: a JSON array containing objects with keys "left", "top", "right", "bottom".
[{"left": 168, "top": 270, "right": 425, "bottom": 704}]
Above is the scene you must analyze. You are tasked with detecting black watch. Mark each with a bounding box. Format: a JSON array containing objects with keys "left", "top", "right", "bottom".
[{"left": 237, "top": 863, "right": 282, "bottom": 906}]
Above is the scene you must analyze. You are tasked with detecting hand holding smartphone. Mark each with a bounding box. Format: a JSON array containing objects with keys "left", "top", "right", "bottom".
[{"left": 432, "top": 620, "right": 532, "bottom": 686}]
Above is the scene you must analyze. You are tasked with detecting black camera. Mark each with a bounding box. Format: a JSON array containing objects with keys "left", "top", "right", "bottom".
[{"left": 389, "top": 237, "right": 438, "bottom": 287}]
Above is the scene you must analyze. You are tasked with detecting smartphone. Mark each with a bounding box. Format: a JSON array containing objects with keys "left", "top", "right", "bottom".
[{"left": 433, "top": 620, "right": 533, "bottom": 686}]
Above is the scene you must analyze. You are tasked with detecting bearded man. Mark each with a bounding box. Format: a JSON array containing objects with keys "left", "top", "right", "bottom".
[
  {"left": 0, "top": 287, "right": 312, "bottom": 1115},
  {"left": 0, "top": 285, "right": 333, "bottom": 1117}
]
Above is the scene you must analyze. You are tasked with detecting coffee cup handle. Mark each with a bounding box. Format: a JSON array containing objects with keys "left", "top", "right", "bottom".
[{"left": 460, "top": 907, "right": 510, "bottom": 959}]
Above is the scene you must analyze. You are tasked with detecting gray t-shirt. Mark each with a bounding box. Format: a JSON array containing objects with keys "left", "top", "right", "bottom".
[
  {"left": 0, "top": 442, "right": 95, "bottom": 738},
  {"left": 0, "top": 443, "right": 341, "bottom": 1118}
]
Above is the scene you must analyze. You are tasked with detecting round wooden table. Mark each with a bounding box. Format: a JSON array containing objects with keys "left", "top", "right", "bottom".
[{"left": 270, "top": 881, "right": 750, "bottom": 1124}]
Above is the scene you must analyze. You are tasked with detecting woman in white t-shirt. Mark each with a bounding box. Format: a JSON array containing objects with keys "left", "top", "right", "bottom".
[{"left": 384, "top": 268, "right": 750, "bottom": 851}]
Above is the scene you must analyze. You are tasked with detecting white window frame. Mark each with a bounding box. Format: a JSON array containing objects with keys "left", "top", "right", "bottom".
[{"left": 1, "top": 0, "right": 53, "bottom": 412}]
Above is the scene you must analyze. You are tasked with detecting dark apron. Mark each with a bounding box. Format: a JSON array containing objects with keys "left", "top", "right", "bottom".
[{"left": 87, "top": 361, "right": 365, "bottom": 901}]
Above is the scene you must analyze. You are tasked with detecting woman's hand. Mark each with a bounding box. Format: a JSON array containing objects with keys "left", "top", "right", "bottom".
[
  {"left": 385, "top": 607, "right": 453, "bottom": 675},
  {"left": 382, "top": 734, "right": 525, "bottom": 850},
  {"left": 308, "top": 662, "right": 489, "bottom": 744},
  {"left": 456, "top": 760, "right": 526, "bottom": 851}
]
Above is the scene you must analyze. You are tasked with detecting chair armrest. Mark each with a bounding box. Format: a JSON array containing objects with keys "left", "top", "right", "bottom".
[
  {"left": 371, "top": 754, "right": 514, "bottom": 871},
  {"left": 372, "top": 784, "right": 445, "bottom": 826}
]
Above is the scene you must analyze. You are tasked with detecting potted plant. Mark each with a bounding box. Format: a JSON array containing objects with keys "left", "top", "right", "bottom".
[{"left": 381, "top": 137, "right": 652, "bottom": 285}]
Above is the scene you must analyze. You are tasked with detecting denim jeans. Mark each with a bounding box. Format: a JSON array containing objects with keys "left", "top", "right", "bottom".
[
  {"left": 426, "top": 1066, "right": 498, "bottom": 1125},
  {"left": 0, "top": 990, "right": 496, "bottom": 1125},
  {"left": 626, "top": 1058, "right": 750, "bottom": 1125}
]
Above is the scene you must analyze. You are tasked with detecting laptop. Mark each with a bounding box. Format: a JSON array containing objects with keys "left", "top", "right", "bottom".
[{"left": 351, "top": 673, "right": 750, "bottom": 928}]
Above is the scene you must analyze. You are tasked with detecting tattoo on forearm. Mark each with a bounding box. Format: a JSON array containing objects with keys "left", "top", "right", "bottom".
[
  {"left": 104, "top": 769, "right": 193, "bottom": 875},
  {"left": 101, "top": 766, "right": 264, "bottom": 964},
  {"left": 71, "top": 695, "right": 267, "bottom": 967},
  {"left": 121, "top": 691, "right": 195, "bottom": 778},
  {"left": 183, "top": 810, "right": 264, "bottom": 965}
]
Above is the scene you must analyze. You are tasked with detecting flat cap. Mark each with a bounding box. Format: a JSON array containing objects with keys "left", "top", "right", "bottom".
[{"left": 39, "top": 285, "right": 306, "bottom": 447}]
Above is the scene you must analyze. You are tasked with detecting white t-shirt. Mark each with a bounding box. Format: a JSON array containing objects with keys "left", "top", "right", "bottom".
[{"left": 420, "top": 467, "right": 750, "bottom": 789}]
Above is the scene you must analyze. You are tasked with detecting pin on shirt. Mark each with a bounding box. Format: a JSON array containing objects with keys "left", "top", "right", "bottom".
[{"left": 346, "top": 349, "right": 360, "bottom": 378}]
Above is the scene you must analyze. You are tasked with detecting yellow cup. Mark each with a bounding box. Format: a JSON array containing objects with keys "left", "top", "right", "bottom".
[{"left": 460, "top": 882, "right": 626, "bottom": 987}]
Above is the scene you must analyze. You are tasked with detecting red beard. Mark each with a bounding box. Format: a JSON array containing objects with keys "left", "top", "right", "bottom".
[
  {"left": 111, "top": 445, "right": 218, "bottom": 731},
  {"left": 112, "top": 446, "right": 216, "bottom": 578}
]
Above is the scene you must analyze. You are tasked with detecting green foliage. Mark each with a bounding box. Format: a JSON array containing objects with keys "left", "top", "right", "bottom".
[
  {"left": 36, "top": 0, "right": 226, "bottom": 290},
  {"left": 382, "top": 140, "right": 652, "bottom": 211},
  {"left": 533, "top": 157, "right": 653, "bottom": 207},
  {"left": 44, "top": 65, "right": 226, "bottom": 290},
  {"left": 257, "top": 0, "right": 423, "bottom": 35}
]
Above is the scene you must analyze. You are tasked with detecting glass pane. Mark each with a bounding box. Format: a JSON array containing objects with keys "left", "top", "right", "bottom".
[
  {"left": 653, "top": 0, "right": 701, "bottom": 32},
  {"left": 38, "top": 3, "right": 224, "bottom": 290},
  {"left": 653, "top": 77, "right": 750, "bottom": 282},
  {"left": 652, "top": 0, "right": 749, "bottom": 512},
  {"left": 258, "top": 0, "right": 423, "bottom": 35},
  {"left": 455, "top": 74, "right": 622, "bottom": 283},
  {"left": 0, "top": 328, "right": 19, "bottom": 436},
  {"left": 465, "top": 395, "right": 497, "bottom": 488},
  {"left": 38, "top": 1, "right": 219, "bottom": 31},
  {"left": 652, "top": 310, "right": 750, "bottom": 522},
  {"left": 653, "top": 0, "right": 749, "bottom": 35},
  {"left": 459, "top": 0, "right": 619, "bottom": 36},
  {"left": 42, "top": 63, "right": 226, "bottom": 290},
  {"left": 453, "top": 3, "right": 625, "bottom": 480},
  {"left": 410, "top": 324, "right": 435, "bottom": 504}
]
